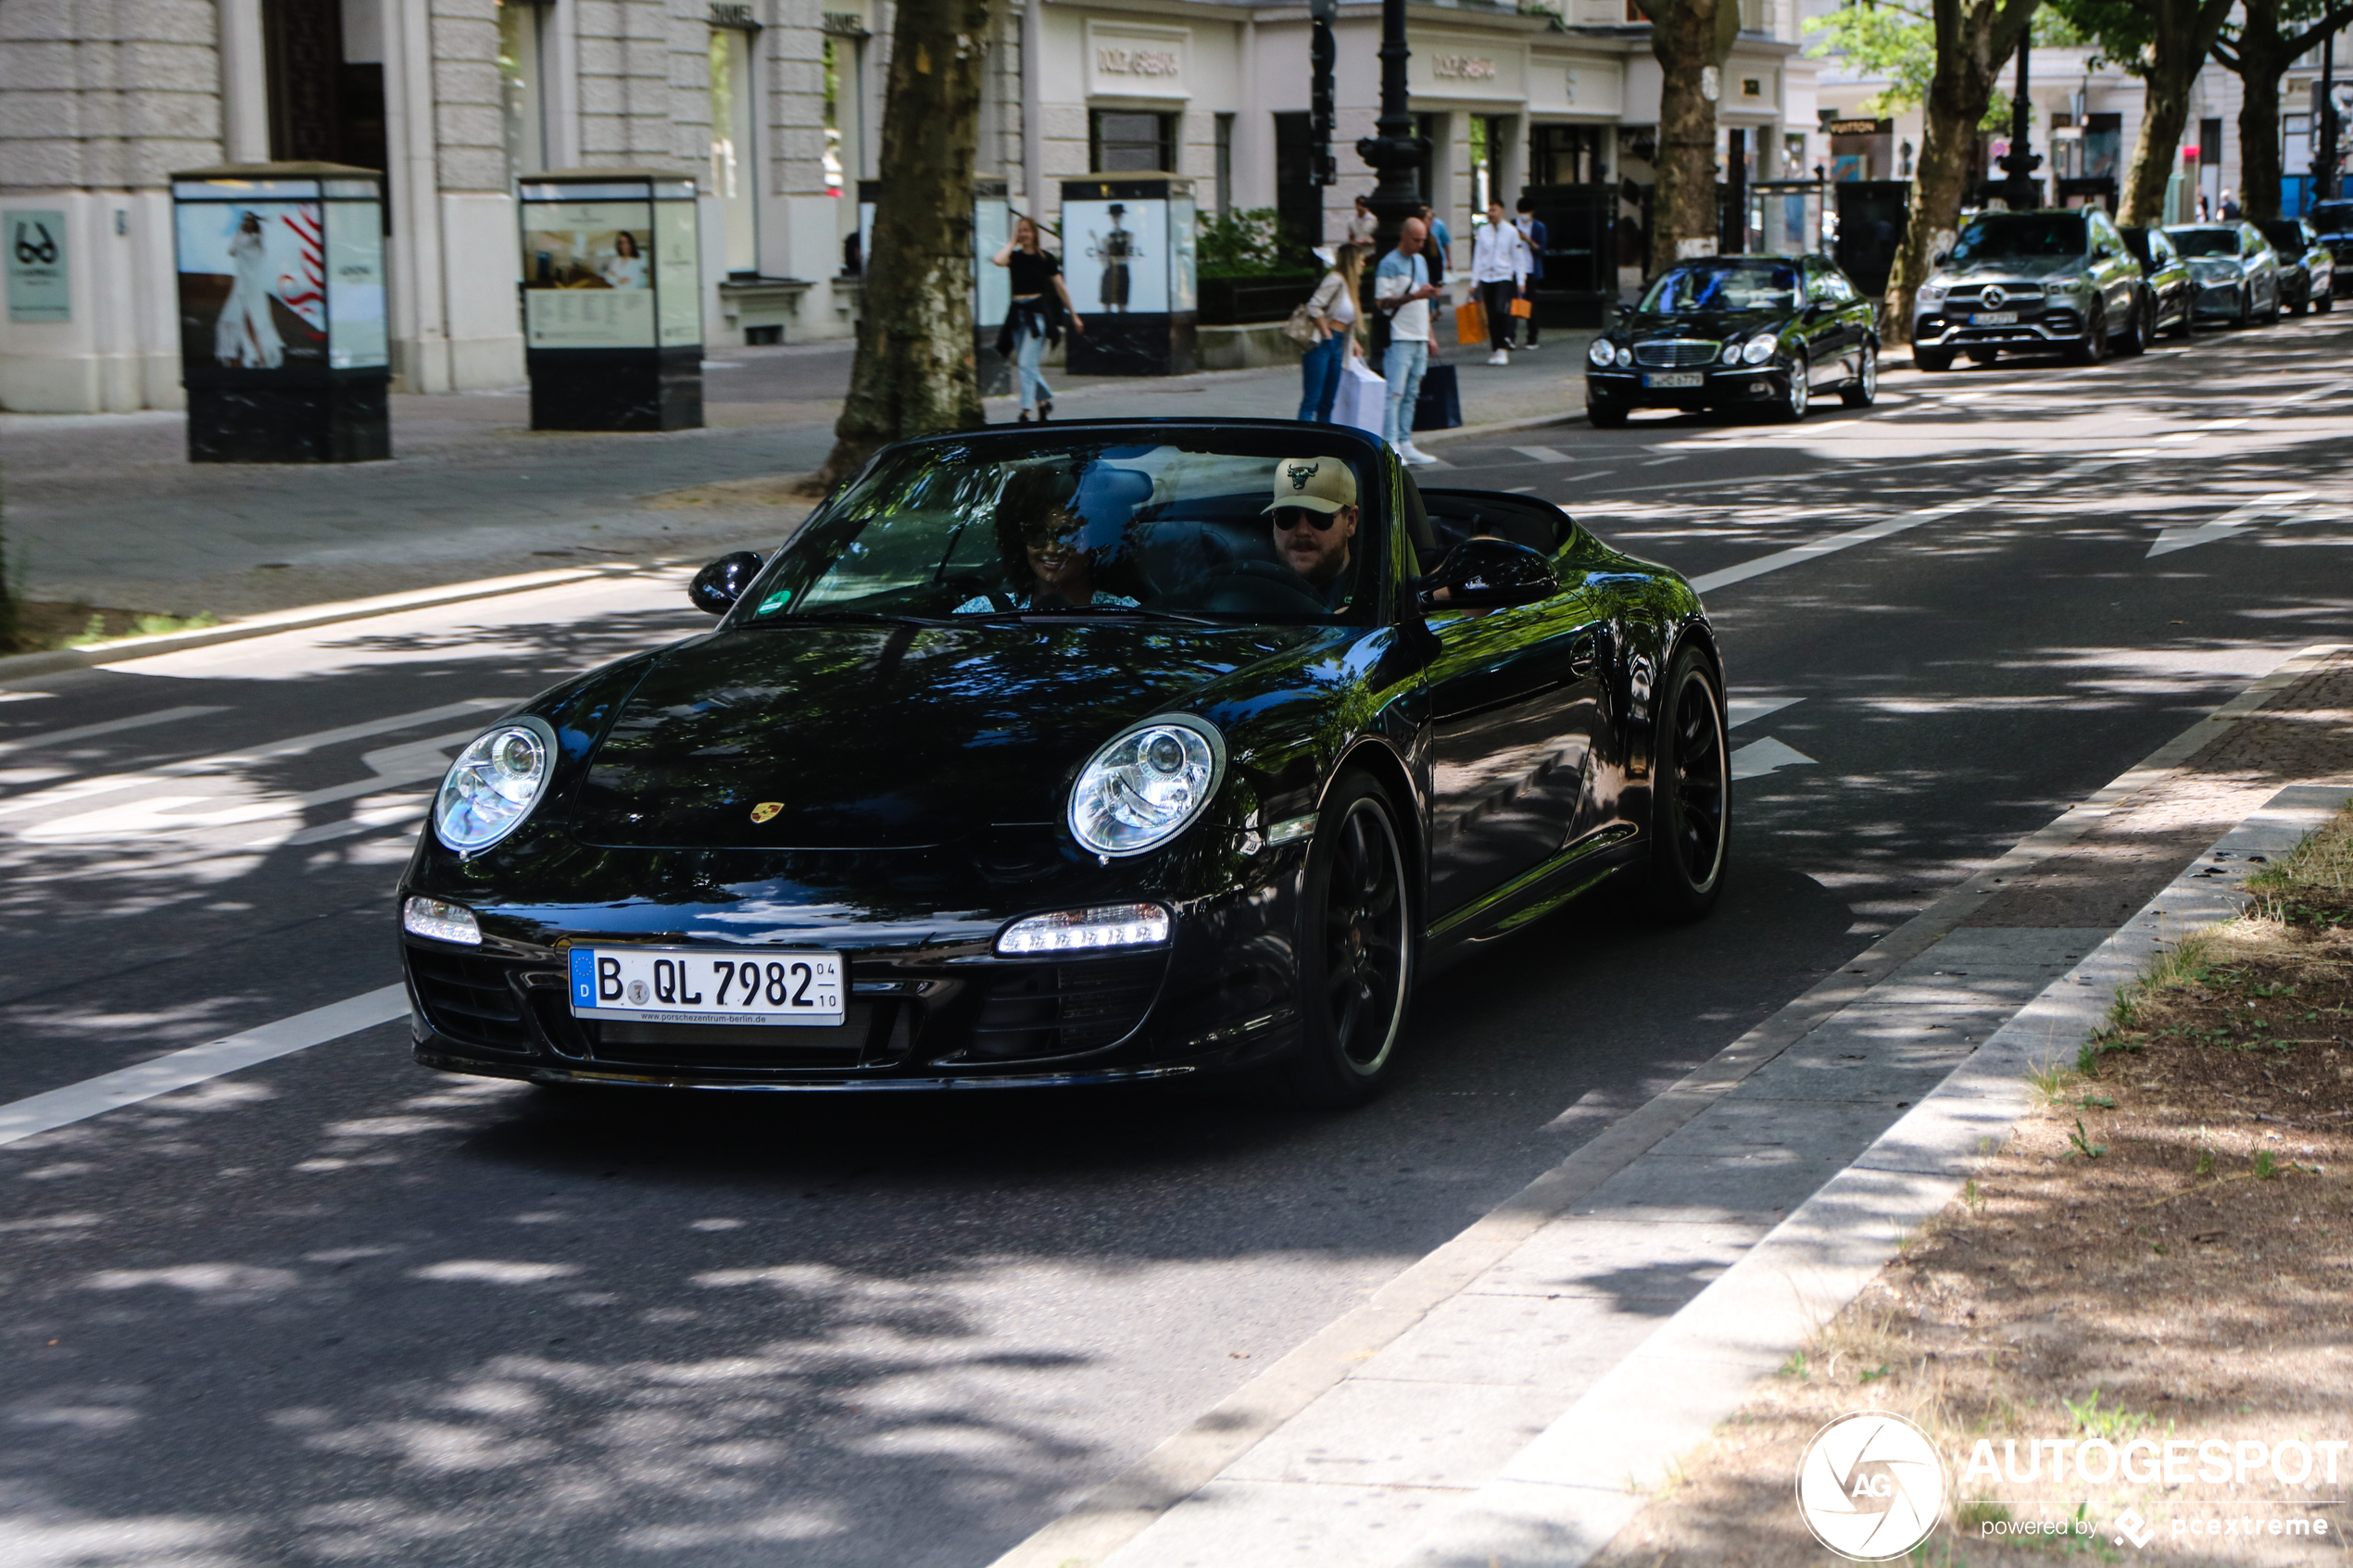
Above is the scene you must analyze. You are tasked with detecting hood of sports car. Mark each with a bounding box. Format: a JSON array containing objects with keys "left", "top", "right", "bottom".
[{"left": 565, "top": 621, "right": 1322, "bottom": 849}]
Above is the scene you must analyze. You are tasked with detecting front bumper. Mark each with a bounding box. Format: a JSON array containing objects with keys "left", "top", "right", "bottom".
[
  {"left": 2190, "top": 279, "right": 2248, "bottom": 318},
  {"left": 1910, "top": 305, "right": 2087, "bottom": 348},
  {"left": 1586, "top": 364, "right": 1792, "bottom": 408}
]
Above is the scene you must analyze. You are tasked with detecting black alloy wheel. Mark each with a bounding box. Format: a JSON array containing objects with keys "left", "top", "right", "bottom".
[
  {"left": 1914, "top": 345, "right": 1953, "bottom": 373},
  {"left": 2169, "top": 293, "right": 2196, "bottom": 338},
  {"left": 1588, "top": 397, "right": 1629, "bottom": 430},
  {"left": 2232, "top": 285, "right": 2251, "bottom": 327},
  {"left": 1776, "top": 351, "right": 1810, "bottom": 420},
  {"left": 1631, "top": 646, "right": 1729, "bottom": 922},
  {"left": 2070, "top": 303, "right": 2108, "bottom": 364},
  {"left": 1840, "top": 342, "right": 1879, "bottom": 408},
  {"left": 1271, "top": 770, "right": 1414, "bottom": 1107},
  {"left": 2117, "top": 295, "right": 2151, "bottom": 357}
]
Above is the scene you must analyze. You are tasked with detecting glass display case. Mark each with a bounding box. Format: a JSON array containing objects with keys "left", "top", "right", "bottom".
[
  {"left": 1060, "top": 175, "right": 1199, "bottom": 375},
  {"left": 519, "top": 169, "right": 703, "bottom": 431}
]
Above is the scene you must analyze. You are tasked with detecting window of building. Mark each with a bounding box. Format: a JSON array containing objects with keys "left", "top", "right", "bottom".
[
  {"left": 710, "top": 22, "right": 759, "bottom": 274},
  {"left": 1273, "top": 111, "right": 1323, "bottom": 249},
  {"left": 1091, "top": 111, "right": 1176, "bottom": 174},
  {"left": 1530, "top": 123, "right": 1604, "bottom": 186},
  {"left": 265, "top": 0, "right": 386, "bottom": 174},
  {"left": 1468, "top": 115, "right": 1508, "bottom": 214},
  {"left": 497, "top": 1, "right": 549, "bottom": 182},
  {"left": 1214, "top": 113, "right": 1235, "bottom": 218},
  {"left": 1416, "top": 112, "right": 1446, "bottom": 207}
]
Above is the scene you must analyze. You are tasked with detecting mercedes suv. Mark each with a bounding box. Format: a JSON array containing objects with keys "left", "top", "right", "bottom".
[{"left": 1910, "top": 207, "right": 2148, "bottom": 371}]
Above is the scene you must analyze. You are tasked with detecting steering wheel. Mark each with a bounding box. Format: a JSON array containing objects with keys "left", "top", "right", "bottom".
[{"left": 1152, "top": 560, "right": 1331, "bottom": 617}]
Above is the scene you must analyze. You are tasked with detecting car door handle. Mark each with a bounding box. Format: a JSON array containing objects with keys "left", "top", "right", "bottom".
[{"left": 1569, "top": 633, "right": 1600, "bottom": 677}]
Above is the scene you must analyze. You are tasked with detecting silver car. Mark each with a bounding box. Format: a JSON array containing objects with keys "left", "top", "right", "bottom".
[
  {"left": 1910, "top": 207, "right": 2148, "bottom": 371},
  {"left": 2162, "top": 222, "right": 2283, "bottom": 326}
]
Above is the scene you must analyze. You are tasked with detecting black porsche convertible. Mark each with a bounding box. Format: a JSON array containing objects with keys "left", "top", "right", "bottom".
[{"left": 397, "top": 420, "right": 1727, "bottom": 1105}]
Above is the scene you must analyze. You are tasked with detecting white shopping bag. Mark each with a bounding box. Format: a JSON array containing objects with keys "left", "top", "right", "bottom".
[{"left": 1333, "top": 358, "right": 1387, "bottom": 437}]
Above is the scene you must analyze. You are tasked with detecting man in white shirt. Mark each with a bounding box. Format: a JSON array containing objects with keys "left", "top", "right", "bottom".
[
  {"left": 1373, "top": 218, "right": 1441, "bottom": 464},
  {"left": 1469, "top": 201, "right": 1530, "bottom": 366},
  {"left": 1345, "top": 194, "right": 1378, "bottom": 247}
]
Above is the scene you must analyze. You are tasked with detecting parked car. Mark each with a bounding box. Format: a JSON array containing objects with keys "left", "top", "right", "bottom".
[
  {"left": 2119, "top": 224, "right": 2196, "bottom": 338},
  {"left": 2253, "top": 218, "right": 2334, "bottom": 314},
  {"left": 2309, "top": 199, "right": 2353, "bottom": 300},
  {"left": 399, "top": 420, "right": 1730, "bottom": 1104},
  {"left": 1910, "top": 207, "right": 2148, "bottom": 371},
  {"left": 2163, "top": 222, "right": 2283, "bottom": 326},
  {"left": 1584, "top": 253, "right": 1880, "bottom": 426}
]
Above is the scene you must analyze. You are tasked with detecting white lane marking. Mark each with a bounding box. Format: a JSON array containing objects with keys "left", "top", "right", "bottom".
[
  {"left": 0, "top": 705, "right": 229, "bottom": 759},
  {"left": 2147, "top": 490, "right": 2315, "bottom": 558},
  {"left": 1687, "top": 500, "right": 1970, "bottom": 596},
  {"left": 1512, "top": 445, "right": 1574, "bottom": 464},
  {"left": 0, "top": 698, "right": 514, "bottom": 822},
  {"left": 25, "top": 730, "right": 476, "bottom": 842},
  {"left": 1726, "top": 696, "right": 1800, "bottom": 729},
  {"left": 1730, "top": 735, "right": 1816, "bottom": 781},
  {"left": 1506, "top": 485, "right": 1539, "bottom": 494},
  {"left": 0, "top": 985, "right": 409, "bottom": 1149},
  {"left": 2156, "top": 432, "right": 2201, "bottom": 444},
  {"left": 1642, "top": 457, "right": 1680, "bottom": 467},
  {"left": 0, "top": 693, "right": 54, "bottom": 706}
]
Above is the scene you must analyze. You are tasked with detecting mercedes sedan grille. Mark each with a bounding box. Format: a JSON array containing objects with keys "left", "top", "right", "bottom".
[{"left": 1631, "top": 341, "right": 1720, "bottom": 369}]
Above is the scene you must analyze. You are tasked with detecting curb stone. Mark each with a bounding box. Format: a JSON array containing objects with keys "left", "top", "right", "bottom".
[
  {"left": 1387, "top": 778, "right": 2353, "bottom": 1568},
  {"left": 983, "top": 643, "right": 2347, "bottom": 1568}
]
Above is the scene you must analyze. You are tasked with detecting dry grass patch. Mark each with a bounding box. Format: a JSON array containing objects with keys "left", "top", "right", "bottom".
[{"left": 1594, "top": 804, "right": 2353, "bottom": 1566}]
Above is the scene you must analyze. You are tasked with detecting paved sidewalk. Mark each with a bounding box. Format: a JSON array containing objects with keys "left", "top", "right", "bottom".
[
  {"left": 988, "top": 646, "right": 2353, "bottom": 1568},
  {"left": 0, "top": 330, "right": 1585, "bottom": 622}
]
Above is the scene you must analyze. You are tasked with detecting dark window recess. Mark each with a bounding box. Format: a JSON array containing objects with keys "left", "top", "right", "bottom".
[
  {"left": 960, "top": 954, "right": 1168, "bottom": 1061},
  {"left": 1092, "top": 110, "right": 1176, "bottom": 174},
  {"left": 262, "top": 0, "right": 389, "bottom": 225},
  {"left": 1530, "top": 123, "right": 1605, "bottom": 187},
  {"left": 1416, "top": 112, "right": 1445, "bottom": 205},
  {"left": 408, "top": 948, "right": 534, "bottom": 1053},
  {"left": 2200, "top": 118, "right": 2223, "bottom": 167},
  {"left": 1273, "top": 111, "right": 1324, "bottom": 251}
]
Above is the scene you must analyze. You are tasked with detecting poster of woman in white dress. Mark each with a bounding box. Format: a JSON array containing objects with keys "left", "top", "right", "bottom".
[{"left": 175, "top": 201, "right": 328, "bottom": 370}]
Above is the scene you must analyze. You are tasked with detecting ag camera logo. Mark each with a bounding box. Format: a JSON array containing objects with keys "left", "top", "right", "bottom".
[{"left": 1795, "top": 1411, "right": 1947, "bottom": 1561}]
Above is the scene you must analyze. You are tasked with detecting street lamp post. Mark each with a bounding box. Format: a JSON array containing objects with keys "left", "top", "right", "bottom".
[
  {"left": 1996, "top": 31, "right": 2043, "bottom": 211},
  {"left": 1310, "top": 0, "right": 1340, "bottom": 195},
  {"left": 1354, "top": 0, "right": 1428, "bottom": 356}
]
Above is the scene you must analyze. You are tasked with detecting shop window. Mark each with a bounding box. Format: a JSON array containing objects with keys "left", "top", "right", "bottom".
[
  {"left": 498, "top": 1, "right": 549, "bottom": 182},
  {"left": 1091, "top": 111, "right": 1176, "bottom": 174},
  {"left": 710, "top": 22, "right": 759, "bottom": 274},
  {"left": 1530, "top": 123, "right": 1604, "bottom": 187}
]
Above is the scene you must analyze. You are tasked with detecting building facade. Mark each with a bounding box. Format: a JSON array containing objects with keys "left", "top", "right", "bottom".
[{"left": 2, "top": 0, "right": 1818, "bottom": 413}]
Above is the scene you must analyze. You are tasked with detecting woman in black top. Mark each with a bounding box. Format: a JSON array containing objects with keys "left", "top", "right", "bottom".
[{"left": 991, "top": 216, "right": 1086, "bottom": 420}]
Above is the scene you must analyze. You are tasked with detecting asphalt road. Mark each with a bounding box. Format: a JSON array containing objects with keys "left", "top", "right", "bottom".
[{"left": 3, "top": 316, "right": 2350, "bottom": 1567}]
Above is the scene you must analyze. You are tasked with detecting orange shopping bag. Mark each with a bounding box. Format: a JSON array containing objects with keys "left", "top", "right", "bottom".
[
  {"left": 1508, "top": 295, "right": 1534, "bottom": 319},
  {"left": 1454, "top": 298, "right": 1487, "bottom": 344}
]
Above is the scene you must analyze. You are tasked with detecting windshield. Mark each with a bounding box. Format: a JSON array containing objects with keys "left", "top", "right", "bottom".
[
  {"left": 2311, "top": 202, "right": 2353, "bottom": 233},
  {"left": 2255, "top": 221, "right": 2305, "bottom": 252},
  {"left": 736, "top": 436, "right": 1377, "bottom": 625},
  {"left": 2166, "top": 227, "right": 2241, "bottom": 257},
  {"left": 1949, "top": 215, "right": 2086, "bottom": 262},
  {"left": 1638, "top": 258, "right": 1801, "bottom": 314}
]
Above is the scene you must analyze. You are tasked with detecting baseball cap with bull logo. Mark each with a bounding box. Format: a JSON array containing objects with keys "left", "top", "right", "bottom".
[{"left": 1264, "top": 457, "right": 1359, "bottom": 516}]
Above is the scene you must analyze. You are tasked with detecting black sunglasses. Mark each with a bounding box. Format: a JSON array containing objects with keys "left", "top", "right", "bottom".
[{"left": 1272, "top": 508, "right": 1343, "bottom": 533}]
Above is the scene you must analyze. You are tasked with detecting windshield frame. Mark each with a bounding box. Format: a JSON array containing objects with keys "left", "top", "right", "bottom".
[{"left": 721, "top": 424, "right": 1396, "bottom": 633}]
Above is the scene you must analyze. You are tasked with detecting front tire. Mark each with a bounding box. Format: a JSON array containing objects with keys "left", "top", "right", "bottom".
[
  {"left": 2319, "top": 291, "right": 2335, "bottom": 314},
  {"left": 2116, "top": 295, "right": 2150, "bottom": 356},
  {"left": 1777, "top": 353, "right": 1810, "bottom": 420},
  {"left": 2070, "top": 303, "right": 2108, "bottom": 364},
  {"left": 1840, "top": 343, "right": 1879, "bottom": 407},
  {"left": 1267, "top": 771, "right": 1415, "bottom": 1108},
  {"left": 1914, "top": 345, "right": 1953, "bottom": 373},
  {"left": 1587, "top": 397, "right": 1629, "bottom": 430},
  {"left": 1633, "top": 645, "right": 1730, "bottom": 922}
]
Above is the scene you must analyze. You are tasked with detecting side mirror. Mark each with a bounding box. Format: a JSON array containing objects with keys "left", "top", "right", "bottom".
[
  {"left": 1418, "top": 538, "right": 1558, "bottom": 611},
  {"left": 689, "top": 551, "right": 764, "bottom": 614}
]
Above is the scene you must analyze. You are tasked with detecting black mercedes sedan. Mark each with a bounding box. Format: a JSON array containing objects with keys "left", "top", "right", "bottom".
[
  {"left": 2119, "top": 225, "right": 2196, "bottom": 339},
  {"left": 2310, "top": 198, "right": 2353, "bottom": 300},
  {"left": 398, "top": 421, "right": 1727, "bottom": 1105},
  {"left": 2254, "top": 218, "right": 2335, "bottom": 314},
  {"left": 1584, "top": 254, "right": 1880, "bottom": 427}
]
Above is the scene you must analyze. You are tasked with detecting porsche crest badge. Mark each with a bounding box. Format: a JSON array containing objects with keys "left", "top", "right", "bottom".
[{"left": 749, "top": 802, "right": 785, "bottom": 823}]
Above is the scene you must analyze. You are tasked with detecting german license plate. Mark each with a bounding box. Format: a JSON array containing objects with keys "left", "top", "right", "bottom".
[
  {"left": 1972, "top": 311, "right": 2018, "bottom": 325},
  {"left": 568, "top": 946, "right": 846, "bottom": 1026},
  {"left": 1643, "top": 371, "right": 1704, "bottom": 389}
]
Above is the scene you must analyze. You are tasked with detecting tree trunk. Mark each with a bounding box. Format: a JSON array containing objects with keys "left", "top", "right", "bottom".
[
  {"left": 1648, "top": 0, "right": 1722, "bottom": 276},
  {"left": 2215, "top": 0, "right": 2353, "bottom": 222},
  {"left": 819, "top": 0, "right": 990, "bottom": 487},
  {"left": 2120, "top": 0, "right": 2236, "bottom": 225},
  {"left": 1884, "top": 0, "right": 2038, "bottom": 345}
]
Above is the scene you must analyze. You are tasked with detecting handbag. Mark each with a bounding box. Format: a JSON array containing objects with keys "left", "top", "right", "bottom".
[
  {"left": 1509, "top": 296, "right": 1534, "bottom": 319},
  {"left": 1454, "top": 299, "right": 1487, "bottom": 346},
  {"left": 1333, "top": 358, "right": 1386, "bottom": 437},
  {"left": 1412, "top": 361, "right": 1462, "bottom": 433},
  {"left": 1283, "top": 299, "right": 1325, "bottom": 347}
]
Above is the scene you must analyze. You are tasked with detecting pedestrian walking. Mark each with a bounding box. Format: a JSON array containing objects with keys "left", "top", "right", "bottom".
[
  {"left": 1419, "top": 205, "right": 1452, "bottom": 285},
  {"left": 2220, "top": 189, "right": 2242, "bottom": 221},
  {"left": 1346, "top": 194, "right": 1378, "bottom": 247},
  {"left": 1374, "top": 218, "right": 1442, "bottom": 465},
  {"left": 1513, "top": 197, "right": 1547, "bottom": 349},
  {"left": 1469, "top": 202, "right": 1529, "bottom": 366},
  {"left": 991, "top": 215, "right": 1085, "bottom": 422},
  {"left": 1297, "top": 244, "right": 1367, "bottom": 422}
]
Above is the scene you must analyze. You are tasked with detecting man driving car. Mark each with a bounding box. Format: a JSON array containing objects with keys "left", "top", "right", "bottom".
[{"left": 1265, "top": 457, "right": 1358, "bottom": 610}]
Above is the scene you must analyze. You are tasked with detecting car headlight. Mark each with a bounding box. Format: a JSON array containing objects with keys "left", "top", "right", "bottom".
[
  {"left": 2046, "top": 275, "right": 2088, "bottom": 295},
  {"left": 1068, "top": 713, "right": 1226, "bottom": 858},
  {"left": 1916, "top": 281, "right": 1946, "bottom": 307},
  {"left": 433, "top": 717, "right": 557, "bottom": 855},
  {"left": 1719, "top": 341, "right": 1741, "bottom": 365},
  {"left": 1615, "top": 345, "right": 1633, "bottom": 367},
  {"left": 1741, "top": 333, "right": 1776, "bottom": 365},
  {"left": 1588, "top": 338, "right": 1616, "bottom": 368}
]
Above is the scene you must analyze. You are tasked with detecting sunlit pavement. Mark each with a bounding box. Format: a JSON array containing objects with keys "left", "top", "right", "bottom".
[{"left": 1, "top": 314, "right": 2349, "bottom": 1567}]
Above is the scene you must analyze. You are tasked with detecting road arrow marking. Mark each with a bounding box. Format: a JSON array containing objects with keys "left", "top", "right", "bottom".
[
  {"left": 2146, "top": 491, "right": 2314, "bottom": 558},
  {"left": 1726, "top": 695, "right": 1801, "bottom": 729},
  {"left": 1730, "top": 735, "right": 1816, "bottom": 781},
  {"left": 1511, "top": 445, "right": 1574, "bottom": 463}
]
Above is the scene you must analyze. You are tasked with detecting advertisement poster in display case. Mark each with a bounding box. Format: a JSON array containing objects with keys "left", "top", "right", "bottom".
[
  {"left": 175, "top": 198, "right": 329, "bottom": 371},
  {"left": 653, "top": 196, "right": 702, "bottom": 348},
  {"left": 322, "top": 199, "right": 387, "bottom": 369},
  {"left": 1064, "top": 199, "right": 1169, "bottom": 315},
  {"left": 1167, "top": 192, "right": 1198, "bottom": 314},
  {"left": 522, "top": 199, "right": 658, "bottom": 349}
]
